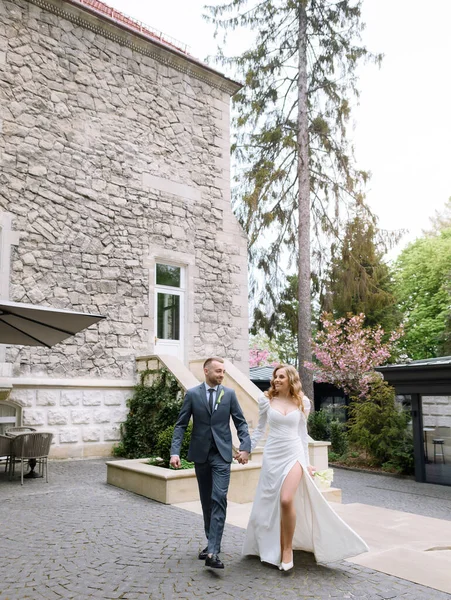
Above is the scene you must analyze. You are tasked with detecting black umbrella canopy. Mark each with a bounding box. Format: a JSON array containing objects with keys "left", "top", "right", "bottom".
[{"left": 0, "top": 300, "right": 105, "bottom": 348}]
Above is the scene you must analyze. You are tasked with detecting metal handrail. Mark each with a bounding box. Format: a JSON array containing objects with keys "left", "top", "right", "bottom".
[{"left": 72, "top": 0, "right": 190, "bottom": 54}]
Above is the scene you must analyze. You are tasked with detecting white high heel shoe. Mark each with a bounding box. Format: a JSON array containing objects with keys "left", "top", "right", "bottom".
[
  {"left": 279, "top": 552, "right": 294, "bottom": 571},
  {"left": 280, "top": 560, "right": 294, "bottom": 571}
]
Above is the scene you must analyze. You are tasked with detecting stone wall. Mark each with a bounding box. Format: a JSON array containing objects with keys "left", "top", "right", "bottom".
[
  {"left": 0, "top": 0, "right": 249, "bottom": 457},
  {"left": 422, "top": 395, "right": 451, "bottom": 429},
  {"left": 9, "top": 380, "right": 133, "bottom": 458},
  {"left": 0, "top": 0, "right": 248, "bottom": 379}
]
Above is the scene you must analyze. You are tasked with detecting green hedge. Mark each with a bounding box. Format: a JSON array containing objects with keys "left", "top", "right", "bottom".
[
  {"left": 308, "top": 408, "right": 331, "bottom": 440},
  {"left": 113, "top": 368, "right": 184, "bottom": 459},
  {"left": 155, "top": 423, "right": 193, "bottom": 466},
  {"left": 348, "top": 377, "right": 414, "bottom": 472}
]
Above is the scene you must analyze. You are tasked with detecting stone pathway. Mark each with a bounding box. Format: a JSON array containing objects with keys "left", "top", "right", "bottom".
[
  {"left": 332, "top": 467, "right": 451, "bottom": 521},
  {"left": 0, "top": 460, "right": 449, "bottom": 600}
]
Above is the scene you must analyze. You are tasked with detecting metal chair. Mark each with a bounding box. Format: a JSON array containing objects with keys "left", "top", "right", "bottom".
[
  {"left": 9, "top": 432, "right": 53, "bottom": 485},
  {"left": 0, "top": 434, "right": 12, "bottom": 473}
]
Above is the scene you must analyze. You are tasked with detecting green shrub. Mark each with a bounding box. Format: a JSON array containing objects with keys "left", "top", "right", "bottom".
[
  {"left": 330, "top": 420, "right": 349, "bottom": 456},
  {"left": 155, "top": 422, "right": 193, "bottom": 466},
  {"left": 114, "top": 368, "right": 184, "bottom": 458},
  {"left": 382, "top": 433, "right": 415, "bottom": 475},
  {"left": 308, "top": 409, "right": 331, "bottom": 440},
  {"left": 347, "top": 377, "right": 412, "bottom": 468},
  {"left": 328, "top": 451, "right": 341, "bottom": 462}
]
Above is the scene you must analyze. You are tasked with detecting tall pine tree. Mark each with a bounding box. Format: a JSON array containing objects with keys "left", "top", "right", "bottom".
[
  {"left": 206, "top": 0, "right": 381, "bottom": 398},
  {"left": 321, "top": 212, "right": 401, "bottom": 332}
]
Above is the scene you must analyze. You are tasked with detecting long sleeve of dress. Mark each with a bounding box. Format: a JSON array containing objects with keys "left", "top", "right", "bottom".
[
  {"left": 250, "top": 394, "right": 270, "bottom": 452},
  {"left": 299, "top": 396, "right": 312, "bottom": 467}
]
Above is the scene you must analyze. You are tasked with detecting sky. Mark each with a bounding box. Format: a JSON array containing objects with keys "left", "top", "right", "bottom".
[{"left": 105, "top": 0, "right": 451, "bottom": 258}]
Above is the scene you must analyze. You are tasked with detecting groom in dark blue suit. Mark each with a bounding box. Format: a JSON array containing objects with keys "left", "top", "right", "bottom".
[{"left": 170, "top": 357, "right": 251, "bottom": 569}]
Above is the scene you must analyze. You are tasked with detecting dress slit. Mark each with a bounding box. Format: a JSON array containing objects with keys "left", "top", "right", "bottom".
[
  {"left": 243, "top": 396, "right": 369, "bottom": 565},
  {"left": 279, "top": 459, "right": 304, "bottom": 504}
]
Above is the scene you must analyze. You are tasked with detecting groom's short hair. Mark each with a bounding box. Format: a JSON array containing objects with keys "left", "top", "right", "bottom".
[{"left": 203, "top": 357, "right": 224, "bottom": 369}]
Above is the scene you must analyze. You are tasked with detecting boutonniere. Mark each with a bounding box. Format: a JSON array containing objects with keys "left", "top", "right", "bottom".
[{"left": 215, "top": 389, "right": 224, "bottom": 410}]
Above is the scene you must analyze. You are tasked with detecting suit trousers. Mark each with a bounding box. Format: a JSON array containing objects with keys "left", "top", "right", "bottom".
[{"left": 194, "top": 445, "right": 231, "bottom": 555}]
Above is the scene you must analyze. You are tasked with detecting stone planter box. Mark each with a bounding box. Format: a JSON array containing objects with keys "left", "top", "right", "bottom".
[
  {"left": 106, "top": 458, "right": 341, "bottom": 504},
  {"left": 106, "top": 459, "right": 262, "bottom": 504}
]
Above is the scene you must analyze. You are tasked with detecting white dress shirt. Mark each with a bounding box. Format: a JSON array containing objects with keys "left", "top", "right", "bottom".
[{"left": 205, "top": 382, "right": 218, "bottom": 409}]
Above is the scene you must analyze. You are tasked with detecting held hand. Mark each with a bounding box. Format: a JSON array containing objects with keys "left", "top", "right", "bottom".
[
  {"left": 238, "top": 451, "right": 249, "bottom": 465},
  {"left": 307, "top": 465, "right": 316, "bottom": 477},
  {"left": 169, "top": 455, "right": 181, "bottom": 469}
]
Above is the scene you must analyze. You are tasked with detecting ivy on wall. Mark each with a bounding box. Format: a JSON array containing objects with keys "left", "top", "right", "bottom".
[{"left": 113, "top": 368, "right": 184, "bottom": 459}]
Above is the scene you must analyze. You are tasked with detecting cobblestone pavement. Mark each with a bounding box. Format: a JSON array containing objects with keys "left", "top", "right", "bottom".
[
  {"left": 0, "top": 460, "right": 450, "bottom": 600},
  {"left": 333, "top": 467, "right": 451, "bottom": 520}
]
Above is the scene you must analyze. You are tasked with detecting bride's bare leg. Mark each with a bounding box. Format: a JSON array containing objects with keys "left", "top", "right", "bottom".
[{"left": 280, "top": 462, "right": 303, "bottom": 564}]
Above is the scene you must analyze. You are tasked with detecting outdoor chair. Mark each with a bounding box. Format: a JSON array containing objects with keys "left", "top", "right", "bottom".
[
  {"left": 0, "top": 434, "right": 12, "bottom": 473},
  {"left": 5, "top": 426, "right": 36, "bottom": 435},
  {"left": 9, "top": 432, "right": 53, "bottom": 485}
]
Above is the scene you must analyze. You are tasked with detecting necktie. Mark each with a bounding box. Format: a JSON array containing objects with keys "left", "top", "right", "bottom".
[{"left": 208, "top": 388, "right": 215, "bottom": 413}]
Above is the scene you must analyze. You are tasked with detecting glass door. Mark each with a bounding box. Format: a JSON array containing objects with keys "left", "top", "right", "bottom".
[{"left": 422, "top": 395, "right": 451, "bottom": 486}]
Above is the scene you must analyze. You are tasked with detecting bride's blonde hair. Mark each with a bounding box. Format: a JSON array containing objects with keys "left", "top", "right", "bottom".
[{"left": 265, "top": 364, "right": 305, "bottom": 412}]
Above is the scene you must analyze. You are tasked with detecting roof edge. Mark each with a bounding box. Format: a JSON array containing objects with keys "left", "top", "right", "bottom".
[{"left": 28, "top": 0, "right": 242, "bottom": 95}]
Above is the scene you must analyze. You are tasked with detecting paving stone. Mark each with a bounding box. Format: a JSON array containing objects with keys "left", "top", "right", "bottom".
[
  {"left": 333, "top": 467, "right": 451, "bottom": 520},
  {"left": 0, "top": 460, "right": 450, "bottom": 600}
]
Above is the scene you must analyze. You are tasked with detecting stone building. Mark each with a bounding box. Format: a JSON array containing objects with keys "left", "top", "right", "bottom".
[{"left": 0, "top": 0, "right": 249, "bottom": 457}]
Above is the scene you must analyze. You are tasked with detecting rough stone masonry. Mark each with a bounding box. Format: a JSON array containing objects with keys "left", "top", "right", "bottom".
[{"left": 0, "top": 0, "right": 248, "bottom": 457}]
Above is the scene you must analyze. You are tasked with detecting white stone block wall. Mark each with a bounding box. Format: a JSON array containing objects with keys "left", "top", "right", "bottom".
[
  {"left": 422, "top": 395, "right": 451, "bottom": 429},
  {"left": 9, "top": 383, "right": 133, "bottom": 458}
]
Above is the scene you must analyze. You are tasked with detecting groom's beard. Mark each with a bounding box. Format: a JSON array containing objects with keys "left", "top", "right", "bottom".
[{"left": 206, "top": 375, "right": 224, "bottom": 387}]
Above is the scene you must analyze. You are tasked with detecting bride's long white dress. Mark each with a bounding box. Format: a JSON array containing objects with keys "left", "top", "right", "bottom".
[{"left": 242, "top": 394, "right": 369, "bottom": 566}]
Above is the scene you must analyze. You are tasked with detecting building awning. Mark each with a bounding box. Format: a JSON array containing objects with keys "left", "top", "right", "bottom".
[{"left": 376, "top": 356, "right": 451, "bottom": 395}]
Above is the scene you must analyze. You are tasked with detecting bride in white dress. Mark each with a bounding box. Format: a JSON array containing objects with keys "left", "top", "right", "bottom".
[{"left": 240, "top": 364, "right": 369, "bottom": 570}]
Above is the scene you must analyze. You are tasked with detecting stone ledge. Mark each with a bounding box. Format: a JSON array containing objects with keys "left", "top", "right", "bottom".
[
  {"left": 321, "top": 487, "right": 342, "bottom": 503},
  {"left": 106, "top": 459, "right": 342, "bottom": 505},
  {"left": 0, "top": 378, "right": 135, "bottom": 389},
  {"left": 107, "top": 458, "right": 262, "bottom": 504}
]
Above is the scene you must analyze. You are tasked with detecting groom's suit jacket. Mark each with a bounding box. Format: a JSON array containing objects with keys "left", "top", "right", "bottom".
[{"left": 170, "top": 383, "right": 251, "bottom": 463}]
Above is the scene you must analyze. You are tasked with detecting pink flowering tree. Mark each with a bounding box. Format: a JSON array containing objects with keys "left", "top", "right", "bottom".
[
  {"left": 249, "top": 333, "right": 281, "bottom": 368},
  {"left": 305, "top": 313, "right": 403, "bottom": 398}
]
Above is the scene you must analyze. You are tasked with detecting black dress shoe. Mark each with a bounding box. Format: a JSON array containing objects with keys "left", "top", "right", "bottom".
[
  {"left": 198, "top": 547, "right": 208, "bottom": 560},
  {"left": 205, "top": 554, "right": 224, "bottom": 569}
]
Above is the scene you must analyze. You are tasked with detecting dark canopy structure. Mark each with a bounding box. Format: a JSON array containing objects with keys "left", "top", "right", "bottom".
[
  {"left": 377, "top": 357, "right": 451, "bottom": 486},
  {"left": 376, "top": 356, "right": 451, "bottom": 395}
]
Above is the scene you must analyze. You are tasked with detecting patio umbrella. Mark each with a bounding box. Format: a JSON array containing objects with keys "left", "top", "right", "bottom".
[{"left": 0, "top": 300, "right": 105, "bottom": 347}]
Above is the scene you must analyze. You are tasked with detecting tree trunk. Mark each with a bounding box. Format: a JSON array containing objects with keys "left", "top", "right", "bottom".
[{"left": 297, "top": 0, "right": 314, "bottom": 402}]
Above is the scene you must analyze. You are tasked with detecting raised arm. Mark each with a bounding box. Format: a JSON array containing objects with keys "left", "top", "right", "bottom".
[{"left": 250, "top": 395, "right": 270, "bottom": 452}]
